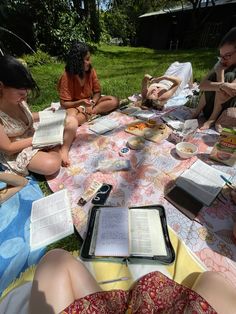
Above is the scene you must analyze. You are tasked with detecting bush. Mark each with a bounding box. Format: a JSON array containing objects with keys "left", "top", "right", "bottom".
[{"left": 21, "top": 50, "right": 55, "bottom": 67}]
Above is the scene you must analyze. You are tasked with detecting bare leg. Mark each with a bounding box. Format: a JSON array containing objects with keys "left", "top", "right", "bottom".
[
  {"left": 59, "top": 115, "right": 78, "bottom": 167},
  {"left": 0, "top": 173, "right": 28, "bottom": 204},
  {"left": 192, "top": 93, "right": 206, "bottom": 118},
  {"left": 200, "top": 92, "right": 223, "bottom": 130},
  {"left": 28, "top": 151, "right": 62, "bottom": 176},
  {"left": 66, "top": 108, "right": 87, "bottom": 126},
  {"left": 93, "top": 96, "right": 119, "bottom": 115},
  {"left": 29, "top": 249, "right": 101, "bottom": 314},
  {"left": 192, "top": 271, "right": 236, "bottom": 314}
]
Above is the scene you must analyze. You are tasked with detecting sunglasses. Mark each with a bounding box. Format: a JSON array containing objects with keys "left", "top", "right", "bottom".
[{"left": 219, "top": 49, "right": 236, "bottom": 61}]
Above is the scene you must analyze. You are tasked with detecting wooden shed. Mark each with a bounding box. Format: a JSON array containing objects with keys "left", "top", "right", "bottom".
[{"left": 137, "top": 0, "right": 236, "bottom": 50}]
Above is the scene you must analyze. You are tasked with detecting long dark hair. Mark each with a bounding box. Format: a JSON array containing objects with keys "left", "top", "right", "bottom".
[
  {"left": 65, "top": 41, "right": 91, "bottom": 78},
  {"left": 0, "top": 55, "right": 39, "bottom": 97}
]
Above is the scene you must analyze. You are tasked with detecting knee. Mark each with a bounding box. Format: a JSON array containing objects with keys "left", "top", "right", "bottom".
[
  {"left": 42, "top": 249, "right": 70, "bottom": 265},
  {"left": 42, "top": 156, "right": 61, "bottom": 175},
  {"left": 194, "top": 271, "right": 226, "bottom": 288},
  {"left": 111, "top": 96, "right": 119, "bottom": 109},
  {"left": 65, "top": 115, "right": 78, "bottom": 130}
]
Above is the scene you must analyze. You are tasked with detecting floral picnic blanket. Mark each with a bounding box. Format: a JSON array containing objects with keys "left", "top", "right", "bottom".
[{"left": 47, "top": 110, "right": 236, "bottom": 288}]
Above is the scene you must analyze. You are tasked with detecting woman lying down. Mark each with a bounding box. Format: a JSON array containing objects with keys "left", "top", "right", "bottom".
[{"left": 140, "top": 61, "right": 193, "bottom": 110}]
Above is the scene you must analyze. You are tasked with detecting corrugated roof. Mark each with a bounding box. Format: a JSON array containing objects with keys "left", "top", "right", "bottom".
[{"left": 139, "top": 0, "right": 236, "bottom": 18}]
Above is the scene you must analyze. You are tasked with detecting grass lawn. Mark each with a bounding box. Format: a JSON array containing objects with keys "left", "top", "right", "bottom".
[{"left": 28, "top": 44, "right": 217, "bottom": 251}]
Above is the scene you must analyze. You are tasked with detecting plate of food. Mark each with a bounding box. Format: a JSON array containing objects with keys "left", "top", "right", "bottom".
[{"left": 125, "top": 120, "right": 171, "bottom": 143}]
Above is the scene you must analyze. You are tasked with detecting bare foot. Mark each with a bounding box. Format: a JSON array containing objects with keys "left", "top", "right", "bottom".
[
  {"left": 200, "top": 120, "right": 215, "bottom": 130},
  {"left": 60, "top": 148, "right": 70, "bottom": 167}
]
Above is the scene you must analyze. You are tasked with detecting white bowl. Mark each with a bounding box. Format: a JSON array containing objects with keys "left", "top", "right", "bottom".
[{"left": 176, "top": 142, "right": 198, "bottom": 159}]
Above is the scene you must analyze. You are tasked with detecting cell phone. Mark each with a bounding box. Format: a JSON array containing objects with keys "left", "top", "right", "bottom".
[
  {"left": 165, "top": 185, "right": 203, "bottom": 220},
  {"left": 91, "top": 184, "right": 113, "bottom": 205}
]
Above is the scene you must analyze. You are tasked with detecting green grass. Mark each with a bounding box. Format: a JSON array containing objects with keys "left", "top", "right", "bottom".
[
  {"left": 27, "top": 45, "right": 216, "bottom": 251},
  {"left": 29, "top": 45, "right": 217, "bottom": 112}
]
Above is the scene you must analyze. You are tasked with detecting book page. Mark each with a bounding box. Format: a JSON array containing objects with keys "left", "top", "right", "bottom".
[
  {"left": 30, "top": 189, "right": 74, "bottom": 250},
  {"left": 176, "top": 159, "right": 230, "bottom": 206},
  {"left": 94, "top": 207, "right": 129, "bottom": 257},
  {"left": 32, "top": 110, "right": 66, "bottom": 147},
  {"left": 89, "top": 118, "right": 119, "bottom": 134},
  {"left": 129, "top": 208, "right": 167, "bottom": 256},
  {"left": 31, "top": 189, "right": 70, "bottom": 222},
  {"left": 30, "top": 210, "right": 74, "bottom": 250}
]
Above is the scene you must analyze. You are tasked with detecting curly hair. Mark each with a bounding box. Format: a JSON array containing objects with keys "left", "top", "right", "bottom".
[
  {"left": 65, "top": 41, "right": 91, "bottom": 78},
  {"left": 0, "top": 55, "right": 39, "bottom": 98}
]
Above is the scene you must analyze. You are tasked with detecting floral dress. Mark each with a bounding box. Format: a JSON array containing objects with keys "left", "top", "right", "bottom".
[
  {"left": 62, "top": 271, "right": 217, "bottom": 314},
  {"left": 0, "top": 101, "right": 38, "bottom": 175}
]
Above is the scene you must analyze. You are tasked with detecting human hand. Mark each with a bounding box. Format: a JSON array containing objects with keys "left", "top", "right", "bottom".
[
  {"left": 80, "top": 99, "right": 92, "bottom": 107},
  {"left": 85, "top": 106, "right": 93, "bottom": 115},
  {"left": 214, "top": 60, "right": 226, "bottom": 75},
  {"left": 144, "top": 74, "right": 152, "bottom": 80}
]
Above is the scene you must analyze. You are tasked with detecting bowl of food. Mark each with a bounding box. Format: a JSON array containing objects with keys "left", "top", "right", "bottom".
[
  {"left": 175, "top": 142, "right": 198, "bottom": 159},
  {"left": 127, "top": 136, "right": 145, "bottom": 150}
]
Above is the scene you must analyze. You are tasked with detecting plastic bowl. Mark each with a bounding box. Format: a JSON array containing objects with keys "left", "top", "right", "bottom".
[{"left": 176, "top": 142, "right": 198, "bottom": 159}]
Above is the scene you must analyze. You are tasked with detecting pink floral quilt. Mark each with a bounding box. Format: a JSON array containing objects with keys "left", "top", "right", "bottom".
[{"left": 47, "top": 111, "right": 236, "bottom": 287}]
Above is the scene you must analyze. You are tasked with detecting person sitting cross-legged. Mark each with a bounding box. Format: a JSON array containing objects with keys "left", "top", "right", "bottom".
[
  {"left": 0, "top": 56, "right": 77, "bottom": 174},
  {"left": 58, "top": 41, "right": 119, "bottom": 125},
  {"left": 192, "top": 27, "right": 236, "bottom": 130}
]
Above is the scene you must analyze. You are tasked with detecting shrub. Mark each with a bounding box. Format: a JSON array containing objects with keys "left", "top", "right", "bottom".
[{"left": 22, "top": 50, "right": 55, "bottom": 67}]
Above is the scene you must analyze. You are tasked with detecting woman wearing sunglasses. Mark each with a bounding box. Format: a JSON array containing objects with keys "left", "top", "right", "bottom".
[{"left": 192, "top": 27, "right": 236, "bottom": 129}]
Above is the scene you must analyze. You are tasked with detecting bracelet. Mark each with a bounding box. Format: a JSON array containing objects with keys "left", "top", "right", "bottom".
[{"left": 90, "top": 100, "right": 96, "bottom": 107}]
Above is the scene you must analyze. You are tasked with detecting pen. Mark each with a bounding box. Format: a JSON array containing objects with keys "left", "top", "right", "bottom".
[
  {"left": 98, "top": 277, "right": 130, "bottom": 285},
  {"left": 220, "top": 175, "right": 233, "bottom": 185},
  {"left": 220, "top": 175, "right": 236, "bottom": 190}
]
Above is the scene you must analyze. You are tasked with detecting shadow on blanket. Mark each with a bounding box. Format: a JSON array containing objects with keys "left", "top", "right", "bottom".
[{"left": 0, "top": 175, "right": 45, "bottom": 295}]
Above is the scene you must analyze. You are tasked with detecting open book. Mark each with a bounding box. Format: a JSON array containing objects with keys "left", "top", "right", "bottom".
[
  {"left": 30, "top": 189, "right": 74, "bottom": 250},
  {"left": 32, "top": 110, "right": 66, "bottom": 148},
  {"left": 81, "top": 205, "right": 174, "bottom": 264},
  {"left": 89, "top": 117, "right": 119, "bottom": 135},
  {"left": 175, "top": 159, "right": 231, "bottom": 206}
]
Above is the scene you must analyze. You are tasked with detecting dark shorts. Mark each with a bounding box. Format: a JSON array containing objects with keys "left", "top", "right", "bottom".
[{"left": 203, "top": 68, "right": 236, "bottom": 120}]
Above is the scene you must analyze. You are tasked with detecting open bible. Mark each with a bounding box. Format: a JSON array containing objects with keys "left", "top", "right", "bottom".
[
  {"left": 80, "top": 205, "right": 175, "bottom": 264},
  {"left": 174, "top": 159, "right": 230, "bottom": 206},
  {"left": 30, "top": 189, "right": 74, "bottom": 250},
  {"left": 32, "top": 110, "right": 66, "bottom": 148}
]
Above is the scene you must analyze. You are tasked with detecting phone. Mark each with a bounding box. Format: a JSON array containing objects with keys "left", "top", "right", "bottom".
[
  {"left": 91, "top": 184, "right": 113, "bottom": 205},
  {"left": 165, "top": 185, "right": 203, "bottom": 220}
]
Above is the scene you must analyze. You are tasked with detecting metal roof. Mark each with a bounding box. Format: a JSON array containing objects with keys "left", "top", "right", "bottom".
[{"left": 139, "top": 0, "right": 236, "bottom": 18}]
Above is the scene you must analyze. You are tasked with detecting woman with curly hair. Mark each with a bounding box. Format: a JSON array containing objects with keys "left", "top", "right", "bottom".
[{"left": 58, "top": 42, "right": 119, "bottom": 124}]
